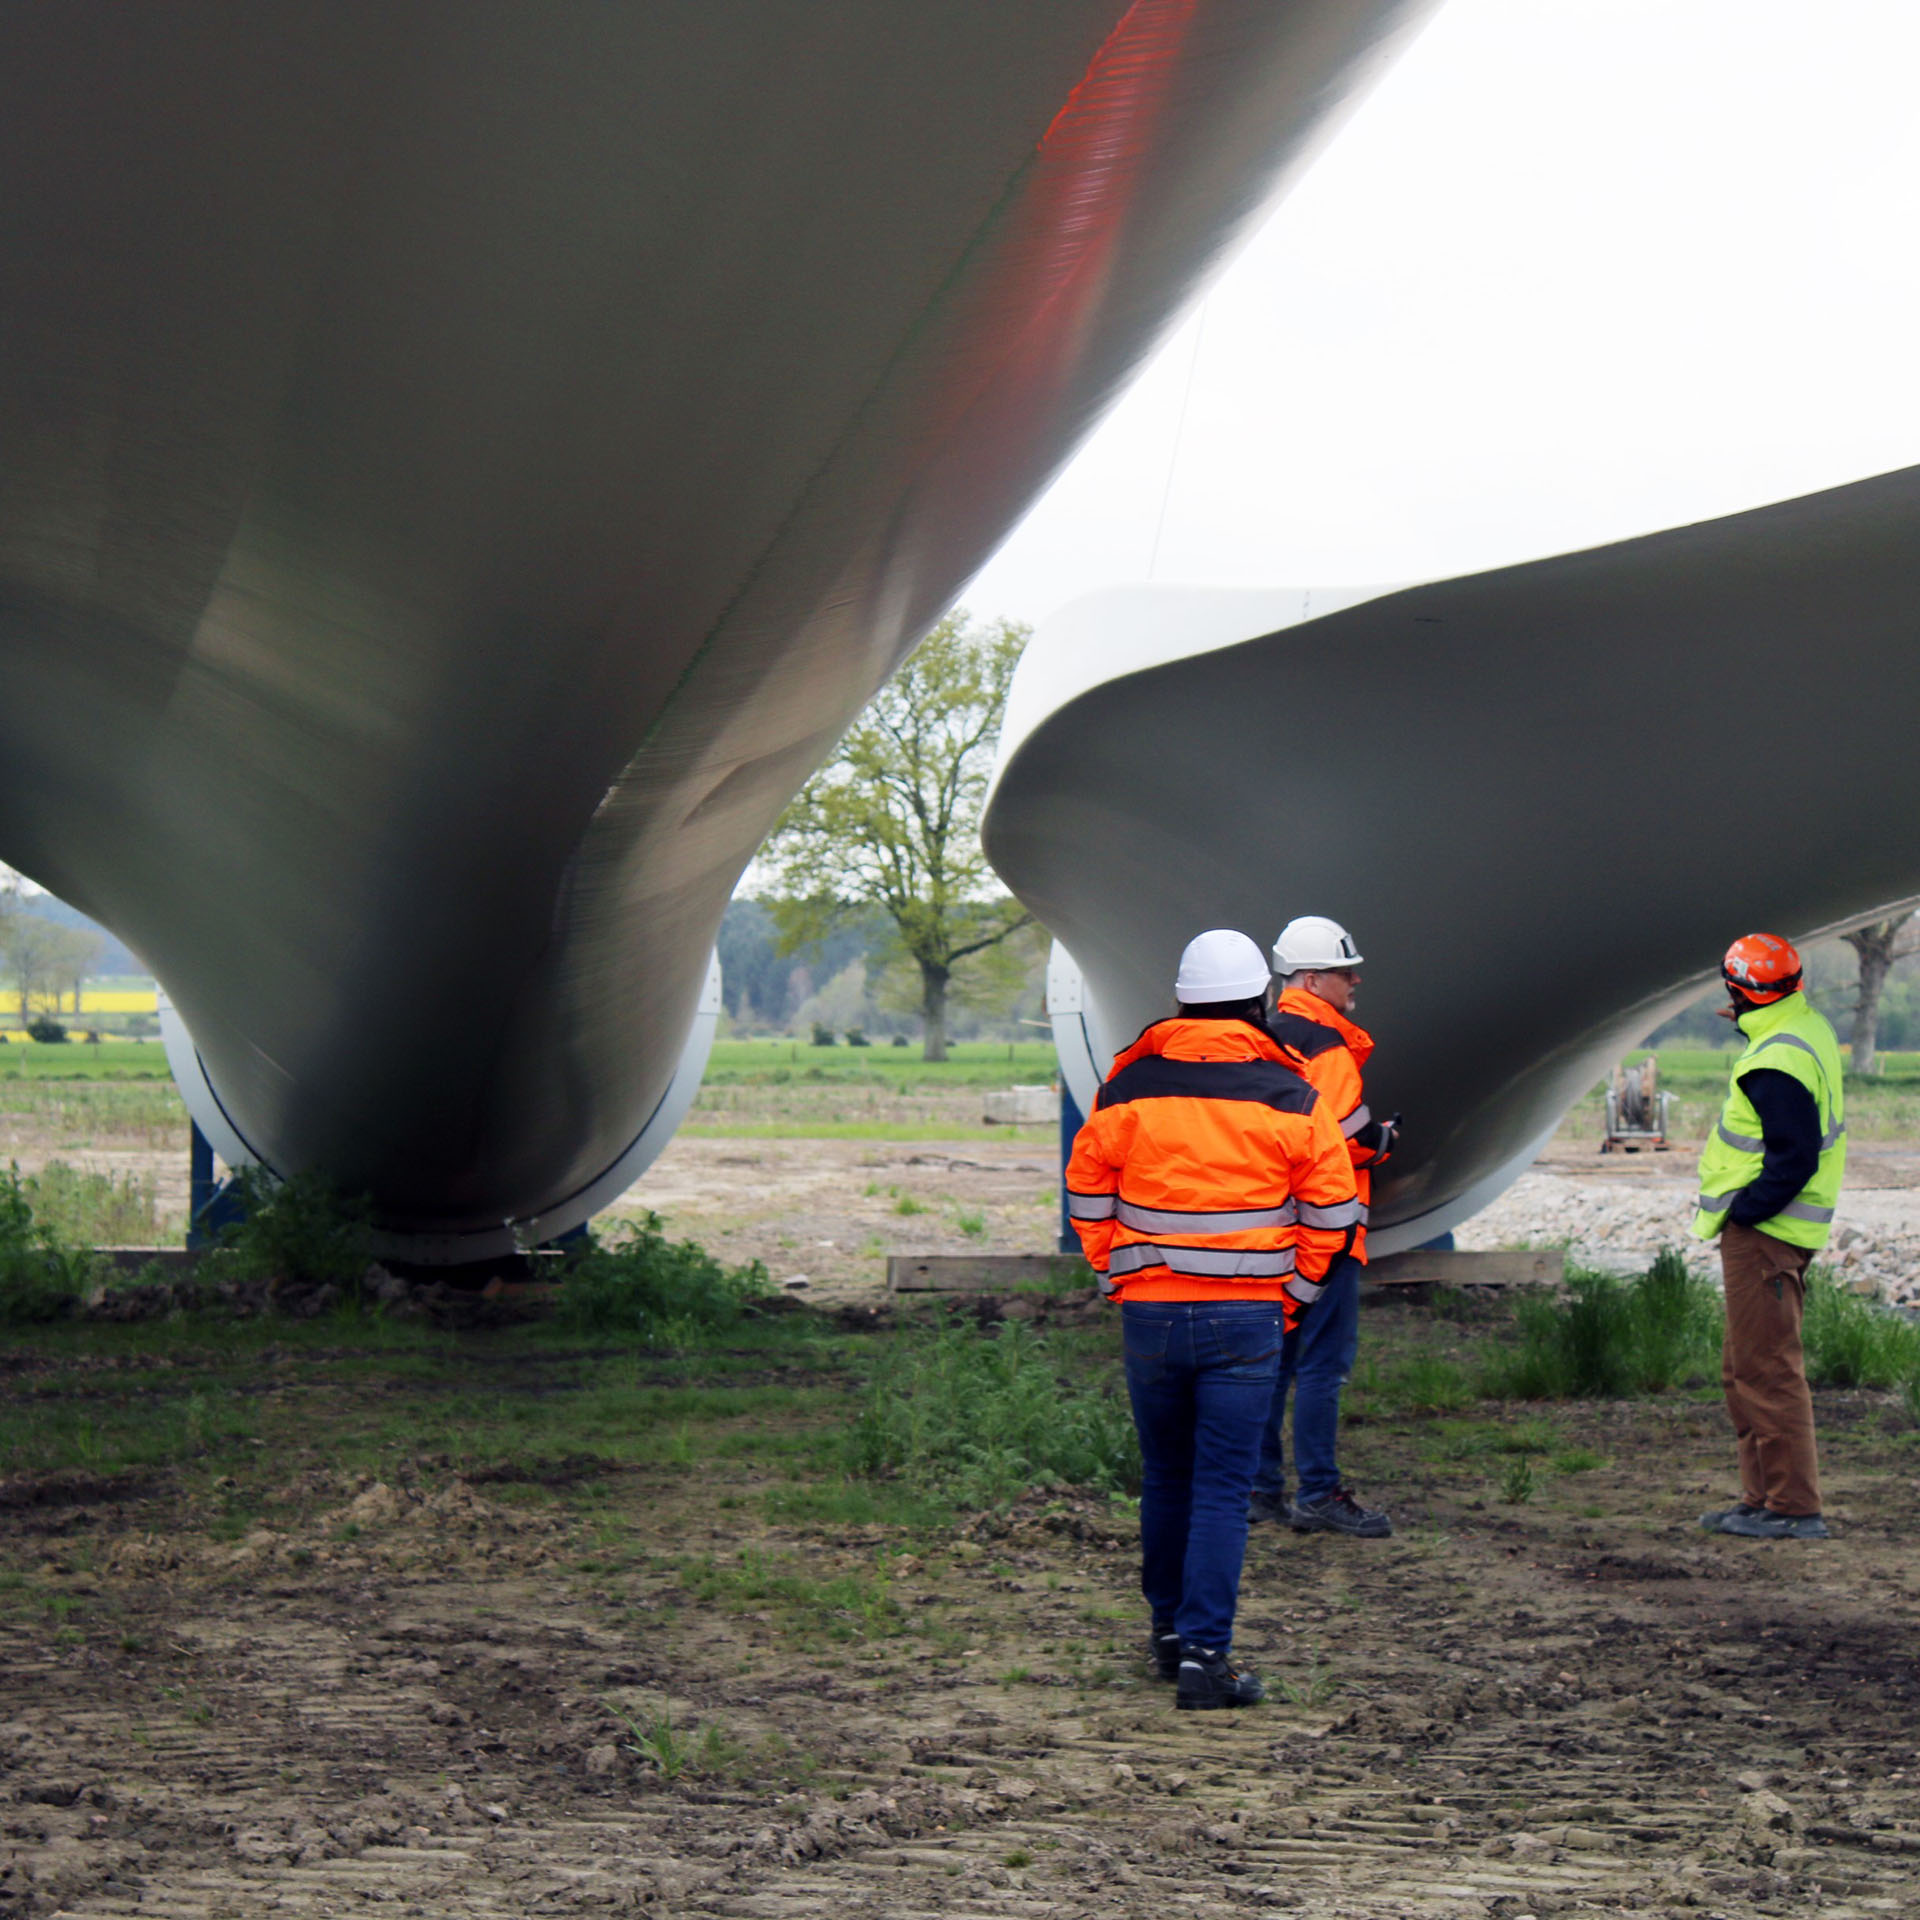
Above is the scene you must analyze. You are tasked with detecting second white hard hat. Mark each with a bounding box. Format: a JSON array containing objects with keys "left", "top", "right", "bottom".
[
  {"left": 1175, "top": 929, "right": 1272, "bottom": 1003},
  {"left": 1272, "top": 915, "right": 1364, "bottom": 973}
]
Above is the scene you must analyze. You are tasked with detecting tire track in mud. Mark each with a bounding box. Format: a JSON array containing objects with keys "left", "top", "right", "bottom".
[{"left": 5, "top": 1468, "right": 1920, "bottom": 1920}]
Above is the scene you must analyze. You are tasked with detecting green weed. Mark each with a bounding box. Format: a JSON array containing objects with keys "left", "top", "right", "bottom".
[
  {"left": 556, "top": 1212, "right": 772, "bottom": 1341},
  {"left": 847, "top": 1320, "right": 1138, "bottom": 1507},
  {"left": 23, "top": 1161, "right": 160, "bottom": 1245},
  {"left": 955, "top": 1208, "right": 987, "bottom": 1238},
  {"left": 1801, "top": 1270, "right": 1920, "bottom": 1389},
  {"left": 609, "top": 1701, "right": 692, "bottom": 1779},
  {"left": 0, "top": 1163, "right": 102, "bottom": 1324},
  {"left": 1479, "top": 1250, "right": 1718, "bottom": 1399},
  {"left": 893, "top": 1194, "right": 926, "bottom": 1217},
  {"left": 210, "top": 1170, "right": 373, "bottom": 1297},
  {"left": 1500, "top": 1456, "right": 1536, "bottom": 1504},
  {"left": 1550, "top": 1447, "right": 1605, "bottom": 1474},
  {"left": 1278, "top": 1648, "right": 1340, "bottom": 1708}
]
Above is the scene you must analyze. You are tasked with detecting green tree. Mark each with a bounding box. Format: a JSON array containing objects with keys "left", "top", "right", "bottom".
[{"left": 760, "top": 611, "right": 1032, "bottom": 1061}]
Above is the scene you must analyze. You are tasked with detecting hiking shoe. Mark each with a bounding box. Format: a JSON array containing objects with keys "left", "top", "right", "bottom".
[
  {"left": 1149, "top": 1626, "right": 1182, "bottom": 1682},
  {"left": 1699, "top": 1501, "right": 1767, "bottom": 1534},
  {"left": 1175, "top": 1643, "right": 1264, "bottom": 1711},
  {"left": 1247, "top": 1489, "right": 1290, "bottom": 1526},
  {"left": 1717, "top": 1509, "right": 1830, "bottom": 1541},
  {"left": 1289, "top": 1489, "right": 1393, "bottom": 1538}
]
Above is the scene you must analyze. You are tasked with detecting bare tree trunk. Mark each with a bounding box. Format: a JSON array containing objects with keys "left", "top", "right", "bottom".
[
  {"left": 1842, "top": 909, "right": 1920, "bottom": 1074},
  {"left": 920, "top": 960, "right": 950, "bottom": 1063}
]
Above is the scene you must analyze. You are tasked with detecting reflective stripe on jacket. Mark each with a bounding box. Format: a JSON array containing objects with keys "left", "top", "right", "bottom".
[
  {"left": 1268, "top": 986, "right": 1382, "bottom": 1264},
  {"left": 1691, "top": 991, "right": 1846, "bottom": 1251},
  {"left": 1064, "top": 1015, "right": 1359, "bottom": 1322}
]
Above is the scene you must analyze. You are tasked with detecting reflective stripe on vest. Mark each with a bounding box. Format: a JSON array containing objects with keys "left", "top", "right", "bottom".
[
  {"left": 1107, "top": 1242, "right": 1298, "bottom": 1279},
  {"left": 1113, "top": 1198, "right": 1293, "bottom": 1235},
  {"left": 1715, "top": 1116, "right": 1847, "bottom": 1155},
  {"left": 1066, "top": 1190, "right": 1116, "bottom": 1221},
  {"left": 1340, "top": 1104, "right": 1372, "bottom": 1139},
  {"left": 1296, "top": 1197, "right": 1364, "bottom": 1230}
]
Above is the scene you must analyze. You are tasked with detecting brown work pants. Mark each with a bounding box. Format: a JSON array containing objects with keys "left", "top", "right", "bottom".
[{"left": 1720, "top": 1222, "right": 1820, "bottom": 1516}]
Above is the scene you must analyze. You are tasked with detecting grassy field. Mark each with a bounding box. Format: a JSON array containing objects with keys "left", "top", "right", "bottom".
[
  {"left": 1554, "top": 1045, "right": 1920, "bottom": 1144},
  {"left": 684, "top": 1039, "right": 1061, "bottom": 1140},
  {"left": 0, "top": 1037, "right": 170, "bottom": 1077}
]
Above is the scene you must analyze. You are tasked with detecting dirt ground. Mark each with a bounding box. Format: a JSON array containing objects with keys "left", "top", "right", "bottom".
[{"left": 5, "top": 1292, "right": 1920, "bottom": 1920}]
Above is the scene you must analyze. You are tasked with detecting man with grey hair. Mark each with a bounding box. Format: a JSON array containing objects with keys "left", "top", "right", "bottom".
[{"left": 1251, "top": 916, "right": 1398, "bottom": 1537}]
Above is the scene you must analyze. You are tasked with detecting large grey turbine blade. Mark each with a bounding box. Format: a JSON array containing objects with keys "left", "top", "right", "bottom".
[
  {"left": 0, "top": 1, "right": 1436, "bottom": 1254},
  {"left": 983, "top": 466, "right": 1920, "bottom": 1252}
]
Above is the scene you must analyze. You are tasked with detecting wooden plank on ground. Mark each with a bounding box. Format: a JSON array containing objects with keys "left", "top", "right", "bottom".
[
  {"left": 1364, "top": 1248, "right": 1561, "bottom": 1289},
  {"left": 887, "top": 1253, "right": 1094, "bottom": 1294}
]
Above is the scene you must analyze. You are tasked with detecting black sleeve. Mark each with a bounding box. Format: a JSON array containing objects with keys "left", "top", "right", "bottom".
[{"left": 1725, "top": 1068, "right": 1822, "bottom": 1227}]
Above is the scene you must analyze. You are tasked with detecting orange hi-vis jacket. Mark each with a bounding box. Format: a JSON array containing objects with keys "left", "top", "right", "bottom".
[
  {"left": 1065, "top": 1016, "right": 1361, "bottom": 1324},
  {"left": 1267, "top": 987, "right": 1388, "bottom": 1265}
]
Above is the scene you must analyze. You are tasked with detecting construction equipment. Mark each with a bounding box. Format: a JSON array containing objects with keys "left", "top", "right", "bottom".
[{"left": 1602, "top": 1056, "right": 1673, "bottom": 1153}]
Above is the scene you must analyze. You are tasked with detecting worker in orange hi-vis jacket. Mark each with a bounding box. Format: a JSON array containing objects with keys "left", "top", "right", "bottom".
[
  {"left": 1065, "top": 929, "right": 1360, "bottom": 1712},
  {"left": 1251, "top": 916, "right": 1400, "bottom": 1539}
]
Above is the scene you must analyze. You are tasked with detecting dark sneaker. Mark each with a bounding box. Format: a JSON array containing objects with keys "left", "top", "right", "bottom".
[
  {"left": 1718, "top": 1509, "right": 1830, "bottom": 1541},
  {"left": 1248, "top": 1489, "right": 1290, "bottom": 1526},
  {"left": 1176, "top": 1643, "right": 1264, "bottom": 1711},
  {"left": 1149, "top": 1626, "right": 1182, "bottom": 1682},
  {"left": 1289, "top": 1489, "right": 1393, "bottom": 1538},
  {"left": 1699, "top": 1501, "right": 1767, "bottom": 1534}
]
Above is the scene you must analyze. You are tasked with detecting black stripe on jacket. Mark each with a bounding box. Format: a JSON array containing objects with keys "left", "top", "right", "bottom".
[
  {"left": 1267, "top": 1009, "right": 1346, "bottom": 1060},
  {"left": 1097, "top": 1054, "right": 1319, "bottom": 1114}
]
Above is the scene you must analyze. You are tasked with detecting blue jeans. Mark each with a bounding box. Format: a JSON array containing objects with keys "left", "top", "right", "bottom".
[
  {"left": 1122, "top": 1299, "right": 1286, "bottom": 1651},
  {"left": 1254, "top": 1254, "right": 1361, "bottom": 1504}
]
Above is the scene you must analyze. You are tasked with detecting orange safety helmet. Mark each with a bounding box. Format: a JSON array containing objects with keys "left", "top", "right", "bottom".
[{"left": 1722, "top": 932, "right": 1802, "bottom": 1004}]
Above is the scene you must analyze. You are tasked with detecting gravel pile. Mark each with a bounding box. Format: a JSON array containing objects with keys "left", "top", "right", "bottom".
[{"left": 1458, "top": 1171, "right": 1920, "bottom": 1308}]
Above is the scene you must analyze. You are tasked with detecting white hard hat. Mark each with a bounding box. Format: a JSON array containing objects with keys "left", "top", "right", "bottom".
[
  {"left": 1174, "top": 929, "right": 1272, "bottom": 1003},
  {"left": 1271, "top": 915, "right": 1364, "bottom": 973}
]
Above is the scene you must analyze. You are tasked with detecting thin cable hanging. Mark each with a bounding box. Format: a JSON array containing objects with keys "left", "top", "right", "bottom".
[{"left": 1147, "top": 297, "right": 1208, "bottom": 580}]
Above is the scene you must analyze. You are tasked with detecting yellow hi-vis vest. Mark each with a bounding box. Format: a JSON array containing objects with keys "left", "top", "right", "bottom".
[{"left": 1691, "top": 991, "right": 1846, "bottom": 1251}]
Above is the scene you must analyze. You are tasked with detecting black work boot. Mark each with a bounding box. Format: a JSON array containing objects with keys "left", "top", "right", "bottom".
[
  {"left": 1718, "top": 1509, "right": 1831, "bottom": 1541},
  {"left": 1148, "top": 1625, "right": 1182, "bottom": 1682},
  {"left": 1175, "top": 1643, "right": 1264, "bottom": 1711},
  {"left": 1247, "top": 1489, "right": 1290, "bottom": 1526},
  {"left": 1289, "top": 1488, "right": 1392, "bottom": 1538},
  {"left": 1699, "top": 1500, "right": 1766, "bottom": 1534}
]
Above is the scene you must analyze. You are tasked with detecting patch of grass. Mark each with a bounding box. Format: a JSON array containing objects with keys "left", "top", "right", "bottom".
[
  {"left": 1363, "top": 1352, "right": 1476, "bottom": 1415},
  {"left": 762, "top": 1480, "right": 950, "bottom": 1529},
  {"left": 847, "top": 1320, "right": 1138, "bottom": 1507},
  {"left": 1003, "top": 1848, "right": 1032, "bottom": 1868},
  {"left": 1500, "top": 1456, "right": 1536, "bottom": 1504},
  {"left": 955, "top": 1208, "right": 987, "bottom": 1238},
  {"left": 893, "top": 1193, "right": 926, "bottom": 1217},
  {"left": 609, "top": 1701, "right": 693, "bottom": 1780},
  {"left": 556, "top": 1212, "right": 773, "bottom": 1342},
  {"left": 679, "top": 1548, "right": 902, "bottom": 1644},
  {"left": 1801, "top": 1269, "right": 1920, "bottom": 1389},
  {"left": 24, "top": 1161, "right": 161, "bottom": 1245},
  {"left": 209, "top": 1169, "right": 373, "bottom": 1296},
  {"left": 1278, "top": 1648, "right": 1340, "bottom": 1708},
  {"left": 0, "top": 1163, "right": 103, "bottom": 1324},
  {"left": 1478, "top": 1249, "right": 1719, "bottom": 1399},
  {"left": 1550, "top": 1447, "right": 1606, "bottom": 1474}
]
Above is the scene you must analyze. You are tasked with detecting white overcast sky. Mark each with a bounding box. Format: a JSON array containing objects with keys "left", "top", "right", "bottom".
[{"left": 962, "top": 0, "right": 1920, "bottom": 627}]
